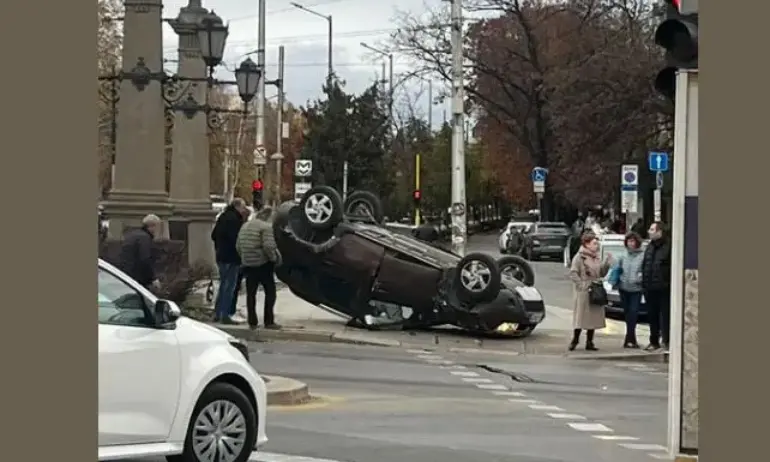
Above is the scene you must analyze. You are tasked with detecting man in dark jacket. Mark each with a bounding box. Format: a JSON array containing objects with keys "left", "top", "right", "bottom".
[
  {"left": 211, "top": 198, "right": 248, "bottom": 323},
  {"left": 641, "top": 221, "right": 672, "bottom": 351},
  {"left": 118, "top": 214, "right": 161, "bottom": 289}
]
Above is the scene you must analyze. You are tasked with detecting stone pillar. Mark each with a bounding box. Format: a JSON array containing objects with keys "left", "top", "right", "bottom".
[
  {"left": 103, "top": 0, "right": 172, "bottom": 239},
  {"left": 168, "top": 0, "right": 217, "bottom": 268}
]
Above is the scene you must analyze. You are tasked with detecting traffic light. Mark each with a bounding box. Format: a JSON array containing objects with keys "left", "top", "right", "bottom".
[
  {"left": 252, "top": 179, "right": 264, "bottom": 209},
  {"left": 654, "top": 0, "right": 698, "bottom": 100},
  {"left": 413, "top": 189, "right": 421, "bottom": 205}
]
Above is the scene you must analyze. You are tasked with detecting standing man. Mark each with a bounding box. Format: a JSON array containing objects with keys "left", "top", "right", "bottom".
[
  {"left": 236, "top": 206, "right": 281, "bottom": 330},
  {"left": 211, "top": 198, "right": 248, "bottom": 324},
  {"left": 229, "top": 205, "right": 253, "bottom": 321},
  {"left": 118, "top": 214, "right": 161, "bottom": 290},
  {"left": 641, "top": 221, "right": 672, "bottom": 351}
]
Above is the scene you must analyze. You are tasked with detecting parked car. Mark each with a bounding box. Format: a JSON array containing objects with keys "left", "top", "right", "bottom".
[
  {"left": 273, "top": 186, "right": 546, "bottom": 337},
  {"left": 498, "top": 221, "right": 534, "bottom": 253},
  {"left": 521, "top": 222, "right": 571, "bottom": 261},
  {"left": 98, "top": 258, "right": 268, "bottom": 462}
]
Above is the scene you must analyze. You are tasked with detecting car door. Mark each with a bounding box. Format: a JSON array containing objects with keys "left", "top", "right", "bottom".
[{"left": 98, "top": 266, "right": 182, "bottom": 447}]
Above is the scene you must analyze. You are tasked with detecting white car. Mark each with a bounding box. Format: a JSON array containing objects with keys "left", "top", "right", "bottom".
[
  {"left": 98, "top": 258, "right": 268, "bottom": 462},
  {"left": 498, "top": 221, "right": 534, "bottom": 252}
]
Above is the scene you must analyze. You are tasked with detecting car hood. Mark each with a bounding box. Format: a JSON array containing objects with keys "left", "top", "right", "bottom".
[{"left": 176, "top": 316, "right": 235, "bottom": 343}]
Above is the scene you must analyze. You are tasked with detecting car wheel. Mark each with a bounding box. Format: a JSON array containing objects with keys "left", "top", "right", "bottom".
[
  {"left": 299, "top": 185, "right": 344, "bottom": 230},
  {"left": 344, "top": 190, "right": 384, "bottom": 224},
  {"left": 169, "top": 382, "right": 258, "bottom": 462},
  {"left": 455, "top": 252, "right": 501, "bottom": 303},
  {"left": 497, "top": 255, "right": 536, "bottom": 287}
]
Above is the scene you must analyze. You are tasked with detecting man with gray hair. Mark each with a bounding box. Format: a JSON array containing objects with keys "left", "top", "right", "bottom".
[
  {"left": 118, "top": 214, "right": 161, "bottom": 289},
  {"left": 236, "top": 206, "right": 281, "bottom": 330}
]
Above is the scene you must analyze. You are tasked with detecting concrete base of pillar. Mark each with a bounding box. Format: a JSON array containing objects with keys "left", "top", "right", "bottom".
[
  {"left": 169, "top": 199, "right": 218, "bottom": 268},
  {"left": 102, "top": 189, "right": 173, "bottom": 239}
]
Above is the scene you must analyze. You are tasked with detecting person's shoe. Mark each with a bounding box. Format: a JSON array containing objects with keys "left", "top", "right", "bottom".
[
  {"left": 231, "top": 314, "right": 247, "bottom": 323},
  {"left": 264, "top": 323, "right": 282, "bottom": 330},
  {"left": 568, "top": 340, "right": 579, "bottom": 351},
  {"left": 219, "top": 316, "right": 240, "bottom": 325},
  {"left": 248, "top": 324, "right": 258, "bottom": 331},
  {"left": 586, "top": 342, "right": 599, "bottom": 351},
  {"left": 644, "top": 344, "right": 661, "bottom": 352}
]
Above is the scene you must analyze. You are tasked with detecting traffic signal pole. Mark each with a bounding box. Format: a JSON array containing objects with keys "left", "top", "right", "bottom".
[
  {"left": 414, "top": 153, "right": 421, "bottom": 226},
  {"left": 449, "top": 0, "right": 467, "bottom": 256}
]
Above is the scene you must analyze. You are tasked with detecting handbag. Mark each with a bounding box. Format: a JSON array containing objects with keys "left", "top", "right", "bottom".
[
  {"left": 607, "top": 262, "right": 622, "bottom": 288},
  {"left": 588, "top": 281, "right": 608, "bottom": 306}
]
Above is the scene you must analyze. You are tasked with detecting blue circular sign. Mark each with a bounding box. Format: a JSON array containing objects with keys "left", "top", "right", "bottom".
[{"left": 624, "top": 171, "right": 636, "bottom": 183}]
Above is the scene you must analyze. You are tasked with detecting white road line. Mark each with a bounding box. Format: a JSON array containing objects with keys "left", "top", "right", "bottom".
[
  {"left": 648, "top": 453, "right": 673, "bottom": 460},
  {"left": 593, "top": 435, "right": 640, "bottom": 441},
  {"left": 508, "top": 398, "right": 541, "bottom": 404},
  {"left": 492, "top": 391, "right": 526, "bottom": 397},
  {"left": 547, "top": 413, "right": 587, "bottom": 420},
  {"left": 439, "top": 365, "right": 467, "bottom": 369},
  {"left": 251, "top": 452, "right": 348, "bottom": 462},
  {"left": 630, "top": 367, "right": 656, "bottom": 373},
  {"left": 417, "top": 354, "right": 441, "bottom": 360},
  {"left": 426, "top": 359, "right": 454, "bottom": 365},
  {"left": 568, "top": 423, "right": 613, "bottom": 432},
  {"left": 528, "top": 404, "right": 564, "bottom": 411},
  {"left": 619, "top": 443, "right": 668, "bottom": 451},
  {"left": 450, "top": 370, "right": 480, "bottom": 377},
  {"left": 406, "top": 349, "right": 429, "bottom": 354},
  {"left": 475, "top": 383, "right": 508, "bottom": 390},
  {"left": 462, "top": 377, "right": 494, "bottom": 383}
]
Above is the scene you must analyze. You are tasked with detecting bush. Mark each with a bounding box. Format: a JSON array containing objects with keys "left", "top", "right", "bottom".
[{"left": 99, "top": 238, "right": 213, "bottom": 305}]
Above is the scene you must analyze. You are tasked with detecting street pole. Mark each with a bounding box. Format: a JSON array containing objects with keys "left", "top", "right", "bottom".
[
  {"left": 327, "top": 16, "right": 333, "bottom": 82},
  {"left": 388, "top": 53, "right": 394, "bottom": 120},
  {"left": 427, "top": 80, "right": 433, "bottom": 129},
  {"left": 381, "top": 61, "right": 386, "bottom": 93},
  {"left": 449, "top": 0, "right": 466, "bottom": 256},
  {"left": 414, "top": 152, "right": 421, "bottom": 226},
  {"left": 342, "top": 161, "right": 349, "bottom": 201},
  {"left": 255, "top": 0, "right": 267, "bottom": 181},
  {"left": 272, "top": 45, "right": 286, "bottom": 205},
  {"left": 654, "top": 172, "right": 663, "bottom": 222}
]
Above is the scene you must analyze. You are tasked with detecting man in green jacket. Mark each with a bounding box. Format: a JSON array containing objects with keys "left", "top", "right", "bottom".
[{"left": 236, "top": 206, "right": 282, "bottom": 330}]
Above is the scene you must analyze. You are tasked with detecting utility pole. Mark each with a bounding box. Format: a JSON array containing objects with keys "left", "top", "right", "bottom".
[
  {"left": 255, "top": 0, "right": 267, "bottom": 181},
  {"left": 272, "top": 45, "right": 286, "bottom": 205},
  {"left": 342, "top": 161, "right": 349, "bottom": 201},
  {"left": 291, "top": 3, "right": 332, "bottom": 83},
  {"left": 449, "top": 0, "right": 466, "bottom": 255},
  {"left": 427, "top": 80, "right": 433, "bottom": 129}
]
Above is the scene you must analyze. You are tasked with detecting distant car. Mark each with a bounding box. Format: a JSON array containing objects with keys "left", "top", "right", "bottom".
[
  {"left": 272, "top": 185, "right": 546, "bottom": 337},
  {"left": 98, "top": 258, "right": 268, "bottom": 462},
  {"left": 521, "top": 222, "right": 571, "bottom": 261},
  {"left": 498, "top": 222, "right": 534, "bottom": 253}
]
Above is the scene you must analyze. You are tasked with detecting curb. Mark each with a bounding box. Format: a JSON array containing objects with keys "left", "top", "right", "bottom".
[
  {"left": 264, "top": 375, "right": 312, "bottom": 406},
  {"left": 216, "top": 324, "right": 401, "bottom": 348},
  {"left": 568, "top": 351, "right": 669, "bottom": 363}
]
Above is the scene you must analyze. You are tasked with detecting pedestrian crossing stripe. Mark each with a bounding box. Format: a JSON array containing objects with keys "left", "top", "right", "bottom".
[{"left": 250, "top": 451, "right": 349, "bottom": 462}]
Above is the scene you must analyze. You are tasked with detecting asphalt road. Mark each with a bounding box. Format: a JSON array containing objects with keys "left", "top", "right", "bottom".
[{"left": 249, "top": 341, "right": 670, "bottom": 462}]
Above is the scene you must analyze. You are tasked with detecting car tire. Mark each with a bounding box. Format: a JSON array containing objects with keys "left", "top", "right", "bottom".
[
  {"left": 344, "top": 190, "right": 384, "bottom": 224},
  {"left": 455, "top": 252, "right": 501, "bottom": 303},
  {"left": 497, "top": 255, "right": 536, "bottom": 287},
  {"left": 299, "top": 185, "right": 344, "bottom": 230},
  {"left": 169, "top": 382, "right": 258, "bottom": 462}
]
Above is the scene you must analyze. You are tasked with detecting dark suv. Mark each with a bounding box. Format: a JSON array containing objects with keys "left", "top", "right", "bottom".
[{"left": 521, "top": 222, "right": 571, "bottom": 261}]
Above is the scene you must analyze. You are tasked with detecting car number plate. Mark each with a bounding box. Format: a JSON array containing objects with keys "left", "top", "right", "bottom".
[{"left": 516, "top": 286, "right": 542, "bottom": 301}]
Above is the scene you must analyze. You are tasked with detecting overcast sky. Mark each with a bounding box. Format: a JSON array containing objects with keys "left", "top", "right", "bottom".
[{"left": 161, "top": 0, "right": 450, "bottom": 127}]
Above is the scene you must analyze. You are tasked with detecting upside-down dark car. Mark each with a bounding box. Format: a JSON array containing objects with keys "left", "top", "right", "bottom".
[{"left": 272, "top": 186, "right": 547, "bottom": 336}]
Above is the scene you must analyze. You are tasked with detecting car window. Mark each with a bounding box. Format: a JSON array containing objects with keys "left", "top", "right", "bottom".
[{"left": 98, "top": 268, "right": 152, "bottom": 327}]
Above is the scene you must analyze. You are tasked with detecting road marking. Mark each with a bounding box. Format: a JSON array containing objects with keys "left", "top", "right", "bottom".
[
  {"left": 568, "top": 423, "right": 613, "bottom": 432},
  {"left": 251, "top": 451, "right": 348, "bottom": 462},
  {"left": 547, "top": 413, "right": 587, "bottom": 420},
  {"left": 450, "top": 370, "right": 480, "bottom": 377},
  {"left": 508, "top": 398, "right": 541, "bottom": 404},
  {"left": 475, "top": 383, "right": 508, "bottom": 390},
  {"left": 417, "top": 354, "right": 441, "bottom": 360},
  {"left": 619, "top": 443, "right": 668, "bottom": 451},
  {"left": 439, "top": 364, "right": 467, "bottom": 370},
  {"left": 406, "top": 349, "right": 430, "bottom": 354},
  {"left": 593, "top": 435, "right": 640, "bottom": 441},
  {"left": 492, "top": 391, "right": 526, "bottom": 397},
  {"left": 648, "top": 453, "right": 673, "bottom": 460},
  {"left": 462, "top": 377, "right": 494, "bottom": 383},
  {"left": 528, "top": 404, "right": 564, "bottom": 411}
]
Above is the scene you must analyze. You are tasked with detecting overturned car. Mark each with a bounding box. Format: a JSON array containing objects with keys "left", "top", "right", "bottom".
[{"left": 272, "top": 186, "right": 546, "bottom": 337}]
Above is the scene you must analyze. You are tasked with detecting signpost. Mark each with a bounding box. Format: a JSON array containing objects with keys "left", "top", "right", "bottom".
[
  {"left": 648, "top": 151, "right": 669, "bottom": 221},
  {"left": 294, "top": 159, "right": 313, "bottom": 177},
  {"left": 293, "top": 182, "right": 312, "bottom": 202},
  {"left": 620, "top": 164, "right": 639, "bottom": 214},
  {"left": 531, "top": 167, "right": 547, "bottom": 221},
  {"left": 293, "top": 159, "right": 313, "bottom": 202}
]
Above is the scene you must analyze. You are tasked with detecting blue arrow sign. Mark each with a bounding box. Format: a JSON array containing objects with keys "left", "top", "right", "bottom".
[
  {"left": 648, "top": 152, "right": 669, "bottom": 172},
  {"left": 531, "top": 167, "right": 548, "bottom": 182}
]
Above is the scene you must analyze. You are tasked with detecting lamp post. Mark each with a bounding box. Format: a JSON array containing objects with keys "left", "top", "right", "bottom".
[
  {"left": 360, "top": 42, "right": 393, "bottom": 120},
  {"left": 290, "top": 2, "right": 333, "bottom": 83}
]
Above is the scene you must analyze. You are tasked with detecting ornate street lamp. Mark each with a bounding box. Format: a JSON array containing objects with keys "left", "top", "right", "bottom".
[
  {"left": 197, "top": 11, "right": 229, "bottom": 71},
  {"left": 235, "top": 58, "right": 261, "bottom": 104}
]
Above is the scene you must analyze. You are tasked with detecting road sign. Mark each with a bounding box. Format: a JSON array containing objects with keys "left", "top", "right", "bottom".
[
  {"left": 533, "top": 180, "right": 545, "bottom": 193},
  {"left": 648, "top": 151, "right": 669, "bottom": 172},
  {"left": 294, "top": 181, "right": 312, "bottom": 202},
  {"left": 621, "top": 190, "right": 638, "bottom": 213},
  {"left": 254, "top": 146, "right": 267, "bottom": 165},
  {"left": 620, "top": 164, "right": 638, "bottom": 213},
  {"left": 531, "top": 167, "right": 548, "bottom": 182},
  {"left": 295, "top": 159, "right": 313, "bottom": 177},
  {"left": 656, "top": 171, "right": 664, "bottom": 189}
]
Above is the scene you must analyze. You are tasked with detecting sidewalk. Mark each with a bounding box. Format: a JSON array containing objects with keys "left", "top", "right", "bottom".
[{"left": 204, "top": 286, "right": 665, "bottom": 360}]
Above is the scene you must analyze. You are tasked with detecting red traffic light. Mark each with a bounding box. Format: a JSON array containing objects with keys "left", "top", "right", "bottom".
[
  {"left": 252, "top": 179, "right": 264, "bottom": 191},
  {"left": 413, "top": 190, "right": 421, "bottom": 200}
]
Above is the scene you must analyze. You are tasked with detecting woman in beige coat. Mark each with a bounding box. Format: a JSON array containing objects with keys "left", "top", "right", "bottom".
[{"left": 568, "top": 232, "right": 614, "bottom": 351}]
